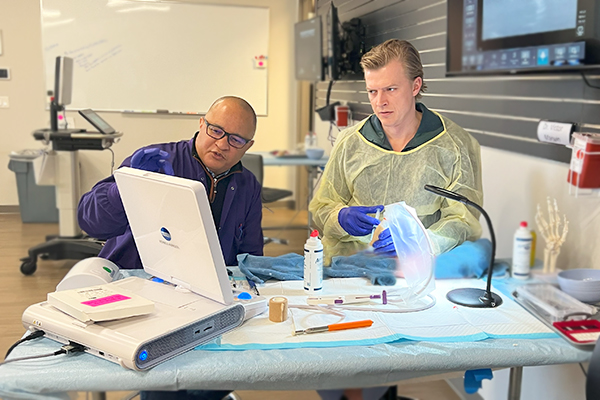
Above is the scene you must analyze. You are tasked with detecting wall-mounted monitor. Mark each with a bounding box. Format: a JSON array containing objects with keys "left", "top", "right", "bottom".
[
  {"left": 447, "top": 0, "right": 600, "bottom": 76},
  {"left": 295, "top": 16, "right": 323, "bottom": 81},
  {"left": 295, "top": 4, "right": 365, "bottom": 83}
]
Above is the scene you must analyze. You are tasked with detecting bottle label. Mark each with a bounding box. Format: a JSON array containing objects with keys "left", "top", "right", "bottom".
[
  {"left": 512, "top": 238, "right": 532, "bottom": 279},
  {"left": 304, "top": 247, "right": 323, "bottom": 292}
]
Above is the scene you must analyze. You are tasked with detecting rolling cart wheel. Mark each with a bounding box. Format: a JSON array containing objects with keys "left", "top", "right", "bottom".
[{"left": 20, "top": 259, "right": 37, "bottom": 275}]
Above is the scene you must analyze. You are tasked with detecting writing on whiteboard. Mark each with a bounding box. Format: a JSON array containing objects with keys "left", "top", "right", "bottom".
[
  {"left": 64, "top": 39, "right": 108, "bottom": 56},
  {"left": 66, "top": 43, "right": 123, "bottom": 72}
]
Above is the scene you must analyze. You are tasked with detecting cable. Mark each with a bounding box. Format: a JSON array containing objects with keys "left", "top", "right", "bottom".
[
  {"left": 0, "top": 351, "right": 64, "bottom": 366},
  {"left": 580, "top": 362, "right": 588, "bottom": 378},
  {"left": 107, "top": 147, "right": 116, "bottom": 174},
  {"left": 324, "top": 294, "right": 437, "bottom": 314},
  {"left": 581, "top": 72, "right": 600, "bottom": 89},
  {"left": 0, "top": 342, "right": 85, "bottom": 367},
  {"left": 325, "top": 80, "right": 334, "bottom": 106},
  {"left": 5, "top": 330, "right": 45, "bottom": 359},
  {"left": 328, "top": 121, "right": 337, "bottom": 146},
  {"left": 62, "top": 110, "right": 68, "bottom": 128},
  {"left": 292, "top": 295, "right": 437, "bottom": 316},
  {"left": 290, "top": 304, "right": 346, "bottom": 318}
]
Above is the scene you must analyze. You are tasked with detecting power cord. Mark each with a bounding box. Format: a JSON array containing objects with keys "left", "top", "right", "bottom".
[
  {"left": 4, "top": 330, "right": 45, "bottom": 359},
  {"left": 0, "top": 342, "right": 86, "bottom": 367},
  {"left": 581, "top": 72, "right": 600, "bottom": 89},
  {"left": 107, "top": 147, "right": 116, "bottom": 174}
]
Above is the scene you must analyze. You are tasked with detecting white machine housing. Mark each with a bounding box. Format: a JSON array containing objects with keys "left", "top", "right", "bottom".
[
  {"left": 23, "top": 277, "right": 244, "bottom": 370},
  {"left": 115, "top": 167, "right": 234, "bottom": 304},
  {"left": 22, "top": 167, "right": 268, "bottom": 370}
]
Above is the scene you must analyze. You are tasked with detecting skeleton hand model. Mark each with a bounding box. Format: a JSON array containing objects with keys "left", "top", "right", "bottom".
[{"left": 535, "top": 198, "right": 569, "bottom": 273}]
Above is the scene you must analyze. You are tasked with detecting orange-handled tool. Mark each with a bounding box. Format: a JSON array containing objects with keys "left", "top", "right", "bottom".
[{"left": 294, "top": 319, "right": 373, "bottom": 335}]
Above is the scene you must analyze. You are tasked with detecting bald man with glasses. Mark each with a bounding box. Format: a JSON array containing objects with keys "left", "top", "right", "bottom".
[{"left": 78, "top": 96, "right": 264, "bottom": 271}]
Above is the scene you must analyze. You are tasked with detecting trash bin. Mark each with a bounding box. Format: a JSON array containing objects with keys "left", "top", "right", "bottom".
[{"left": 8, "top": 150, "right": 59, "bottom": 223}]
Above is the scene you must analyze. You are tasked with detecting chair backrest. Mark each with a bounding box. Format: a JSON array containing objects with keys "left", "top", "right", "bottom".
[{"left": 241, "top": 153, "right": 264, "bottom": 185}]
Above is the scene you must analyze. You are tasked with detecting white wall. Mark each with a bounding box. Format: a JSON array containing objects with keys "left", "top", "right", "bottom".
[
  {"left": 481, "top": 146, "right": 600, "bottom": 270},
  {"left": 0, "top": 0, "right": 298, "bottom": 205}
]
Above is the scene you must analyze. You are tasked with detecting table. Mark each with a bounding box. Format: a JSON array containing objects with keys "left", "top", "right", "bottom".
[
  {"left": 0, "top": 280, "right": 592, "bottom": 400},
  {"left": 252, "top": 151, "right": 328, "bottom": 229}
]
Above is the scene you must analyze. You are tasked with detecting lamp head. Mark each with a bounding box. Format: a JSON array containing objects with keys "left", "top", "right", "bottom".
[{"left": 424, "top": 184, "right": 468, "bottom": 204}]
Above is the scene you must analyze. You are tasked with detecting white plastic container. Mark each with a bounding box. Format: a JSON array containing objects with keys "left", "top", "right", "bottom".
[
  {"left": 304, "top": 131, "right": 317, "bottom": 150},
  {"left": 56, "top": 257, "right": 120, "bottom": 291},
  {"left": 304, "top": 230, "right": 323, "bottom": 293},
  {"left": 512, "top": 221, "right": 533, "bottom": 279}
]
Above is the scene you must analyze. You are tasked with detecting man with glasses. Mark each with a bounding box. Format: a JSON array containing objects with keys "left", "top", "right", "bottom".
[{"left": 78, "top": 96, "right": 263, "bottom": 273}]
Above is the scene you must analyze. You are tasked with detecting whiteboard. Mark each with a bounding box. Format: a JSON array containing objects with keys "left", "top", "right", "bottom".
[{"left": 40, "top": 0, "right": 269, "bottom": 115}]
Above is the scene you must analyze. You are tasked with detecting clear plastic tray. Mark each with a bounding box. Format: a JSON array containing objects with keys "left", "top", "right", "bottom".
[{"left": 515, "top": 284, "right": 596, "bottom": 323}]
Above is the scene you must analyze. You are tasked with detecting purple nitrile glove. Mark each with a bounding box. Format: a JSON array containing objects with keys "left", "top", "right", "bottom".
[
  {"left": 372, "top": 228, "right": 397, "bottom": 257},
  {"left": 338, "top": 205, "right": 384, "bottom": 237},
  {"left": 130, "top": 148, "right": 174, "bottom": 176}
]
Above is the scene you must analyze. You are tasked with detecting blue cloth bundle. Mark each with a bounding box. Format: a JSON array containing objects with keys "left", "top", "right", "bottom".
[
  {"left": 237, "top": 239, "right": 507, "bottom": 285},
  {"left": 237, "top": 253, "right": 304, "bottom": 283},
  {"left": 237, "top": 252, "right": 396, "bottom": 285},
  {"left": 328, "top": 254, "right": 396, "bottom": 285},
  {"left": 434, "top": 239, "right": 508, "bottom": 279}
]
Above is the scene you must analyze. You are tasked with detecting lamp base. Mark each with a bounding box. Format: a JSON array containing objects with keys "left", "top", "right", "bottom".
[{"left": 446, "top": 288, "right": 503, "bottom": 308}]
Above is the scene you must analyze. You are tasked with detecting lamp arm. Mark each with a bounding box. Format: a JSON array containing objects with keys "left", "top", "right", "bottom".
[
  {"left": 462, "top": 200, "right": 496, "bottom": 296},
  {"left": 424, "top": 184, "right": 501, "bottom": 308}
]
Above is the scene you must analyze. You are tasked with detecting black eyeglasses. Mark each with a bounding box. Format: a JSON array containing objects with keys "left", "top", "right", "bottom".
[{"left": 204, "top": 118, "right": 250, "bottom": 149}]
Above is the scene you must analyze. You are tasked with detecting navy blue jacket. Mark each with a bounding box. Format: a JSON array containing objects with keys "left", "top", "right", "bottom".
[{"left": 78, "top": 135, "right": 264, "bottom": 269}]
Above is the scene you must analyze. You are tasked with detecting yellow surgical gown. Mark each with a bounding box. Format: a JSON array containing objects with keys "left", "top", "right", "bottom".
[{"left": 309, "top": 111, "right": 483, "bottom": 265}]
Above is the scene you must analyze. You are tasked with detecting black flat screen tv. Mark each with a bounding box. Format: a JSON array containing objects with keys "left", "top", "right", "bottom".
[{"left": 447, "top": 0, "right": 600, "bottom": 76}]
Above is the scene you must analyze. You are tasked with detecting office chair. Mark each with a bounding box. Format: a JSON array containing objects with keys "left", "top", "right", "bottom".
[
  {"left": 586, "top": 339, "right": 600, "bottom": 399},
  {"left": 242, "top": 154, "right": 293, "bottom": 245}
]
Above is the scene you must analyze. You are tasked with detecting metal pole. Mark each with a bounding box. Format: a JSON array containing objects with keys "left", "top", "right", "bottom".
[{"left": 508, "top": 366, "right": 523, "bottom": 400}]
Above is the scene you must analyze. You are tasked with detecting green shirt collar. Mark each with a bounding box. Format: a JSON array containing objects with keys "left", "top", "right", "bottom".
[{"left": 359, "top": 103, "right": 444, "bottom": 151}]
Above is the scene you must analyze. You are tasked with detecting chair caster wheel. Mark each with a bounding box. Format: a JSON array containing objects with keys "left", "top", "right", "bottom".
[{"left": 20, "top": 259, "right": 37, "bottom": 275}]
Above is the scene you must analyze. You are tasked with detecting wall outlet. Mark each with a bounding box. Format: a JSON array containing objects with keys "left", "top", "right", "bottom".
[{"left": 0, "top": 96, "right": 9, "bottom": 108}]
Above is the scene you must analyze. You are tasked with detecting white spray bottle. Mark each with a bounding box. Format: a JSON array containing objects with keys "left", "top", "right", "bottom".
[{"left": 304, "top": 230, "right": 323, "bottom": 293}]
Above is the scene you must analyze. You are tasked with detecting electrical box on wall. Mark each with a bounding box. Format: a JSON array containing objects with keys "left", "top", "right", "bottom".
[{"left": 0, "top": 68, "right": 10, "bottom": 80}]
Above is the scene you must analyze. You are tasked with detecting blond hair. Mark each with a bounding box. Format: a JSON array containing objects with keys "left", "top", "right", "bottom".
[{"left": 360, "top": 39, "right": 427, "bottom": 100}]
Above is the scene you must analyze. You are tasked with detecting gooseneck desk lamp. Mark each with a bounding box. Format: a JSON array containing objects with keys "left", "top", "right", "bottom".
[{"left": 424, "top": 184, "right": 503, "bottom": 308}]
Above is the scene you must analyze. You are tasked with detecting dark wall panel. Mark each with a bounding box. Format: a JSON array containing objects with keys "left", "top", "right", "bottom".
[{"left": 315, "top": 0, "right": 600, "bottom": 163}]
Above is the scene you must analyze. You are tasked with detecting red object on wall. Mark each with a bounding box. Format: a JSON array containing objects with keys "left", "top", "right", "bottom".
[
  {"left": 335, "top": 105, "right": 350, "bottom": 127},
  {"left": 568, "top": 132, "right": 600, "bottom": 189}
]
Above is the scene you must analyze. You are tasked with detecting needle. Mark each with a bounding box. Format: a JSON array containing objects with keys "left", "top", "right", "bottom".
[{"left": 293, "top": 319, "right": 373, "bottom": 335}]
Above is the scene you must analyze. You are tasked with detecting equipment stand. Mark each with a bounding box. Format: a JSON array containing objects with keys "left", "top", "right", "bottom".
[{"left": 19, "top": 129, "right": 123, "bottom": 275}]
